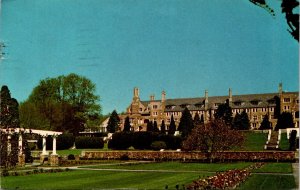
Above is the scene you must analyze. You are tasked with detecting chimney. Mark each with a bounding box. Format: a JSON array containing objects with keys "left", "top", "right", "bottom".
[
  {"left": 205, "top": 90, "right": 208, "bottom": 109},
  {"left": 134, "top": 87, "right": 139, "bottom": 98},
  {"left": 161, "top": 91, "right": 166, "bottom": 102},
  {"left": 150, "top": 94, "right": 155, "bottom": 101},
  {"left": 279, "top": 83, "right": 283, "bottom": 95},
  {"left": 229, "top": 88, "right": 232, "bottom": 106}
]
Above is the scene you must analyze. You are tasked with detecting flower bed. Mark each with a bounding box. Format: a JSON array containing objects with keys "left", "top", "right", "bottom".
[
  {"left": 186, "top": 162, "right": 264, "bottom": 190},
  {"left": 81, "top": 151, "right": 295, "bottom": 162}
]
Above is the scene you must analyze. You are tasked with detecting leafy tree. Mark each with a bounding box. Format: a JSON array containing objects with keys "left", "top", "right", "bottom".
[
  {"left": 160, "top": 120, "right": 166, "bottom": 134},
  {"left": 178, "top": 107, "right": 194, "bottom": 138},
  {"left": 249, "top": 0, "right": 299, "bottom": 41},
  {"left": 168, "top": 115, "right": 176, "bottom": 135},
  {"left": 275, "top": 111, "right": 294, "bottom": 130},
  {"left": 182, "top": 119, "right": 244, "bottom": 162},
  {"left": 123, "top": 116, "right": 131, "bottom": 132},
  {"left": 214, "top": 100, "right": 233, "bottom": 126},
  {"left": 107, "top": 110, "right": 120, "bottom": 133},
  {"left": 259, "top": 114, "right": 272, "bottom": 130},
  {"left": 19, "top": 73, "right": 101, "bottom": 135}
]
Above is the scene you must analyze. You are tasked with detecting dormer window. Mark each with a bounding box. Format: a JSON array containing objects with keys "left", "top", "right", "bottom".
[
  {"left": 284, "top": 98, "right": 291, "bottom": 103},
  {"left": 214, "top": 103, "right": 221, "bottom": 107},
  {"left": 234, "top": 101, "right": 242, "bottom": 106},
  {"left": 195, "top": 103, "right": 203, "bottom": 108},
  {"left": 267, "top": 99, "right": 275, "bottom": 104},
  {"left": 180, "top": 104, "right": 189, "bottom": 108},
  {"left": 250, "top": 100, "right": 260, "bottom": 105}
]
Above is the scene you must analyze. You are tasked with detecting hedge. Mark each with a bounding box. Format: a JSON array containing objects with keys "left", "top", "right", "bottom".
[
  {"left": 75, "top": 136, "right": 104, "bottom": 149},
  {"left": 108, "top": 132, "right": 182, "bottom": 150},
  {"left": 37, "top": 133, "right": 75, "bottom": 150}
]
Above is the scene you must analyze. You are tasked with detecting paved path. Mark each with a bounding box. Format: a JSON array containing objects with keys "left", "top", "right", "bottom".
[{"left": 292, "top": 163, "right": 299, "bottom": 188}]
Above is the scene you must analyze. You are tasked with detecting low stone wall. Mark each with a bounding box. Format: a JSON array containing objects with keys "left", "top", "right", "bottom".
[{"left": 81, "top": 151, "right": 296, "bottom": 162}]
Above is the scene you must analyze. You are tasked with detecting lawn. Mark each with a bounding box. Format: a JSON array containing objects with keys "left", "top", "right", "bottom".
[
  {"left": 238, "top": 174, "right": 296, "bottom": 190},
  {"left": 80, "top": 161, "right": 252, "bottom": 172},
  {"left": 234, "top": 131, "right": 268, "bottom": 151},
  {"left": 279, "top": 133, "right": 290, "bottom": 151},
  {"left": 1, "top": 170, "right": 209, "bottom": 189},
  {"left": 253, "top": 163, "right": 293, "bottom": 173}
]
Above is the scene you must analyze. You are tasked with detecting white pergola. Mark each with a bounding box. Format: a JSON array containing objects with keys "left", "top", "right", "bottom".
[{"left": 2, "top": 128, "right": 62, "bottom": 156}]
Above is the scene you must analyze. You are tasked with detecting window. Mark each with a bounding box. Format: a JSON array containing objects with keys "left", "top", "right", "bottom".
[
  {"left": 253, "top": 115, "right": 257, "bottom": 120},
  {"left": 271, "top": 115, "right": 275, "bottom": 119},
  {"left": 139, "top": 108, "right": 142, "bottom": 112},
  {"left": 297, "top": 100, "right": 299, "bottom": 104},
  {"left": 295, "top": 111, "right": 299, "bottom": 118},
  {"left": 284, "top": 98, "right": 291, "bottom": 103},
  {"left": 153, "top": 105, "right": 158, "bottom": 109}
]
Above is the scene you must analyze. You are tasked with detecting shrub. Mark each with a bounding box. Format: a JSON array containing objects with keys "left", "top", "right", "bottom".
[
  {"left": 158, "top": 135, "right": 182, "bottom": 150},
  {"left": 108, "top": 132, "right": 132, "bottom": 150},
  {"left": 120, "top": 154, "right": 129, "bottom": 160},
  {"left": 57, "top": 133, "right": 75, "bottom": 150},
  {"left": 75, "top": 136, "right": 104, "bottom": 149},
  {"left": 131, "top": 132, "right": 158, "bottom": 149},
  {"left": 151, "top": 141, "right": 167, "bottom": 150},
  {"left": 68, "top": 154, "right": 75, "bottom": 160}
]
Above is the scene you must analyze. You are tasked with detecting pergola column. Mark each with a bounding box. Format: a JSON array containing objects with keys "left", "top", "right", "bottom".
[
  {"left": 52, "top": 135, "right": 57, "bottom": 155},
  {"left": 18, "top": 133, "right": 23, "bottom": 155},
  {"left": 41, "top": 135, "right": 47, "bottom": 155},
  {"left": 7, "top": 134, "right": 11, "bottom": 153}
]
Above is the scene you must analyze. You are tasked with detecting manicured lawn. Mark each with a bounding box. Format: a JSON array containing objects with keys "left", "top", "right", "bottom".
[
  {"left": 1, "top": 170, "right": 209, "bottom": 189},
  {"left": 80, "top": 161, "right": 252, "bottom": 172},
  {"left": 279, "top": 133, "right": 290, "bottom": 151},
  {"left": 235, "top": 131, "right": 268, "bottom": 151},
  {"left": 253, "top": 163, "right": 293, "bottom": 173},
  {"left": 238, "top": 174, "right": 296, "bottom": 190}
]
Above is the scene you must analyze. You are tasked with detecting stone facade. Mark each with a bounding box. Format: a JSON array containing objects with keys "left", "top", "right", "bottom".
[{"left": 120, "top": 84, "right": 299, "bottom": 131}]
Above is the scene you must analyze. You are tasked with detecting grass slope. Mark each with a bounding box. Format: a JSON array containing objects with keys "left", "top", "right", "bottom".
[
  {"left": 1, "top": 170, "right": 207, "bottom": 189},
  {"left": 235, "top": 131, "right": 268, "bottom": 151}
]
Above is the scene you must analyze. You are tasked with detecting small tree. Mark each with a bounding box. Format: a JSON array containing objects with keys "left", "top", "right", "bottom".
[
  {"left": 182, "top": 119, "right": 244, "bottom": 162},
  {"left": 168, "top": 115, "right": 176, "bottom": 135},
  {"left": 107, "top": 110, "right": 120, "bottom": 133},
  {"left": 275, "top": 112, "right": 294, "bottom": 130},
  {"left": 178, "top": 107, "right": 194, "bottom": 138},
  {"left": 232, "top": 113, "right": 242, "bottom": 130},
  {"left": 240, "top": 110, "right": 250, "bottom": 130},
  {"left": 160, "top": 120, "right": 166, "bottom": 134},
  {"left": 193, "top": 112, "right": 201, "bottom": 125},
  {"left": 123, "top": 116, "right": 131, "bottom": 132},
  {"left": 146, "top": 121, "right": 154, "bottom": 132},
  {"left": 214, "top": 100, "right": 233, "bottom": 127},
  {"left": 153, "top": 121, "right": 159, "bottom": 132},
  {"left": 259, "top": 114, "right": 272, "bottom": 130},
  {"left": 289, "top": 130, "right": 297, "bottom": 151}
]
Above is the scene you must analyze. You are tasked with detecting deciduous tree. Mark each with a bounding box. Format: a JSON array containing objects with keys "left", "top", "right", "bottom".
[
  {"left": 182, "top": 119, "right": 244, "bottom": 162},
  {"left": 214, "top": 100, "right": 233, "bottom": 127}
]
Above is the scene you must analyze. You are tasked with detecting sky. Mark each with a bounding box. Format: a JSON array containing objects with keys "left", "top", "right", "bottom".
[{"left": 0, "top": 0, "right": 298, "bottom": 115}]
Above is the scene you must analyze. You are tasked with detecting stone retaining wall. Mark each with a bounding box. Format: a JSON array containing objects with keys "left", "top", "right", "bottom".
[{"left": 81, "top": 151, "right": 295, "bottom": 162}]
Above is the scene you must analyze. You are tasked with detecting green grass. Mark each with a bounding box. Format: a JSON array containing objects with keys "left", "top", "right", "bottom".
[
  {"left": 234, "top": 131, "right": 268, "bottom": 151},
  {"left": 80, "top": 161, "right": 252, "bottom": 172},
  {"left": 1, "top": 170, "right": 210, "bottom": 189},
  {"left": 238, "top": 174, "right": 296, "bottom": 190},
  {"left": 253, "top": 163, "right": 293, "bottom": 173},
  {"left": 279, "top": 133, "right": 290, "bottom": 151}
]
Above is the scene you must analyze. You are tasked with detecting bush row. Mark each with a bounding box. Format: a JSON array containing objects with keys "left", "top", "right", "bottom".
[
  {"left": 37, "top": 134, "right": 104, "bottom": 150},
  {"left": 1, "top": 168, "right": 71, "bottom": 177},
  {"left": 107, "top": 132, "right": 182, "bottom": 150},
  {"left": 82, "top": 151, "right": 296, "bottom": 162}
]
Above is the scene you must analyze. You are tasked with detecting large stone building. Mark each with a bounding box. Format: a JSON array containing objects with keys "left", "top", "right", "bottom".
[{"left": 120, "top": 84, "right": 299, "bottom": 131}]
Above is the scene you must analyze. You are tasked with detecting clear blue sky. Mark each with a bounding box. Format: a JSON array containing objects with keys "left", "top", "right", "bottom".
[{"left": 0, "top": 0, "right": 298, "bottom": 114}]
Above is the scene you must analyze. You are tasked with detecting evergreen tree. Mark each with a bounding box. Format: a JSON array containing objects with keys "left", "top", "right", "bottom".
[
  {"left": 274, "top": 96, "right": 281, "bottom": 119},
  {"left": 289, "top": 130, "right": 297, "bottom": 151},
  {"left": 178, "top": 107, "right": 194, "bottom": 138},
  {"left": 107, "top": 110, "right": 120, "bottom": 133},
  {"left": 153, "top": 121, "right": 159, "bottom": 132},
  {"left": 259, "top": 114, "right": 272, "bottom": 130},
  {"left": 0, "top": 85, "right": 12, "bottom": 128},
  {"left": 240, "top": 110, "right": 250, "bottom": 130},
  {"left": 214, "top": 100, "right": 233, "bottom": 126},
  {"left": 9, "top": 98, "right": 20, "bottom": 128},
  {"left": 200, "top": 114, "right": 204, "bottom": 123},
  {"left": 232, "top": 113, "right": 242, "bottom": 130},
  {"left": 146, "top": 121, "right": 154, "bottom": 132},
  {"left": 123, "top": 116, "right": 131, "bottom": 132},
  {"left": 160, "top": 120, "right": 166, "bottom": 134},
  {"left": 275, "top": 112, "right": 294, "bottom": 130},
  {"left": 168, "top": 115, "right": 176, "bottom": 135},
  {"left": 193, "top": 112, "right": 201, "bottom": 125}
]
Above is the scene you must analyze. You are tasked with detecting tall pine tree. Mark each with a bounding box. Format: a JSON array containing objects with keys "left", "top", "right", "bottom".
[
  {"left": 153, "top": 121, "right": 159, "bottom": 132},
  {"left": 214, "top": 100, "right": 233, "bottom": 126},
  {"left": 160, "top": 120, "right": 166, "bottom": 134},
  {"left": 123, "top": 116, "right": 131, "bottom": 132},
  {"left": 193, "top": 112, "right": 201, "bottom": 125},
  {"left": 178, "top": 107, "right": 194, "bottom": 138},
  {"left": 107, "top": 110, "right": 120, "bottom": 133},
  {"left": 168, "top": 115, "right": 176, "bottom": 135},
  {"left": 259, "top": 114, "right": 272, "bottom": 130}
]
